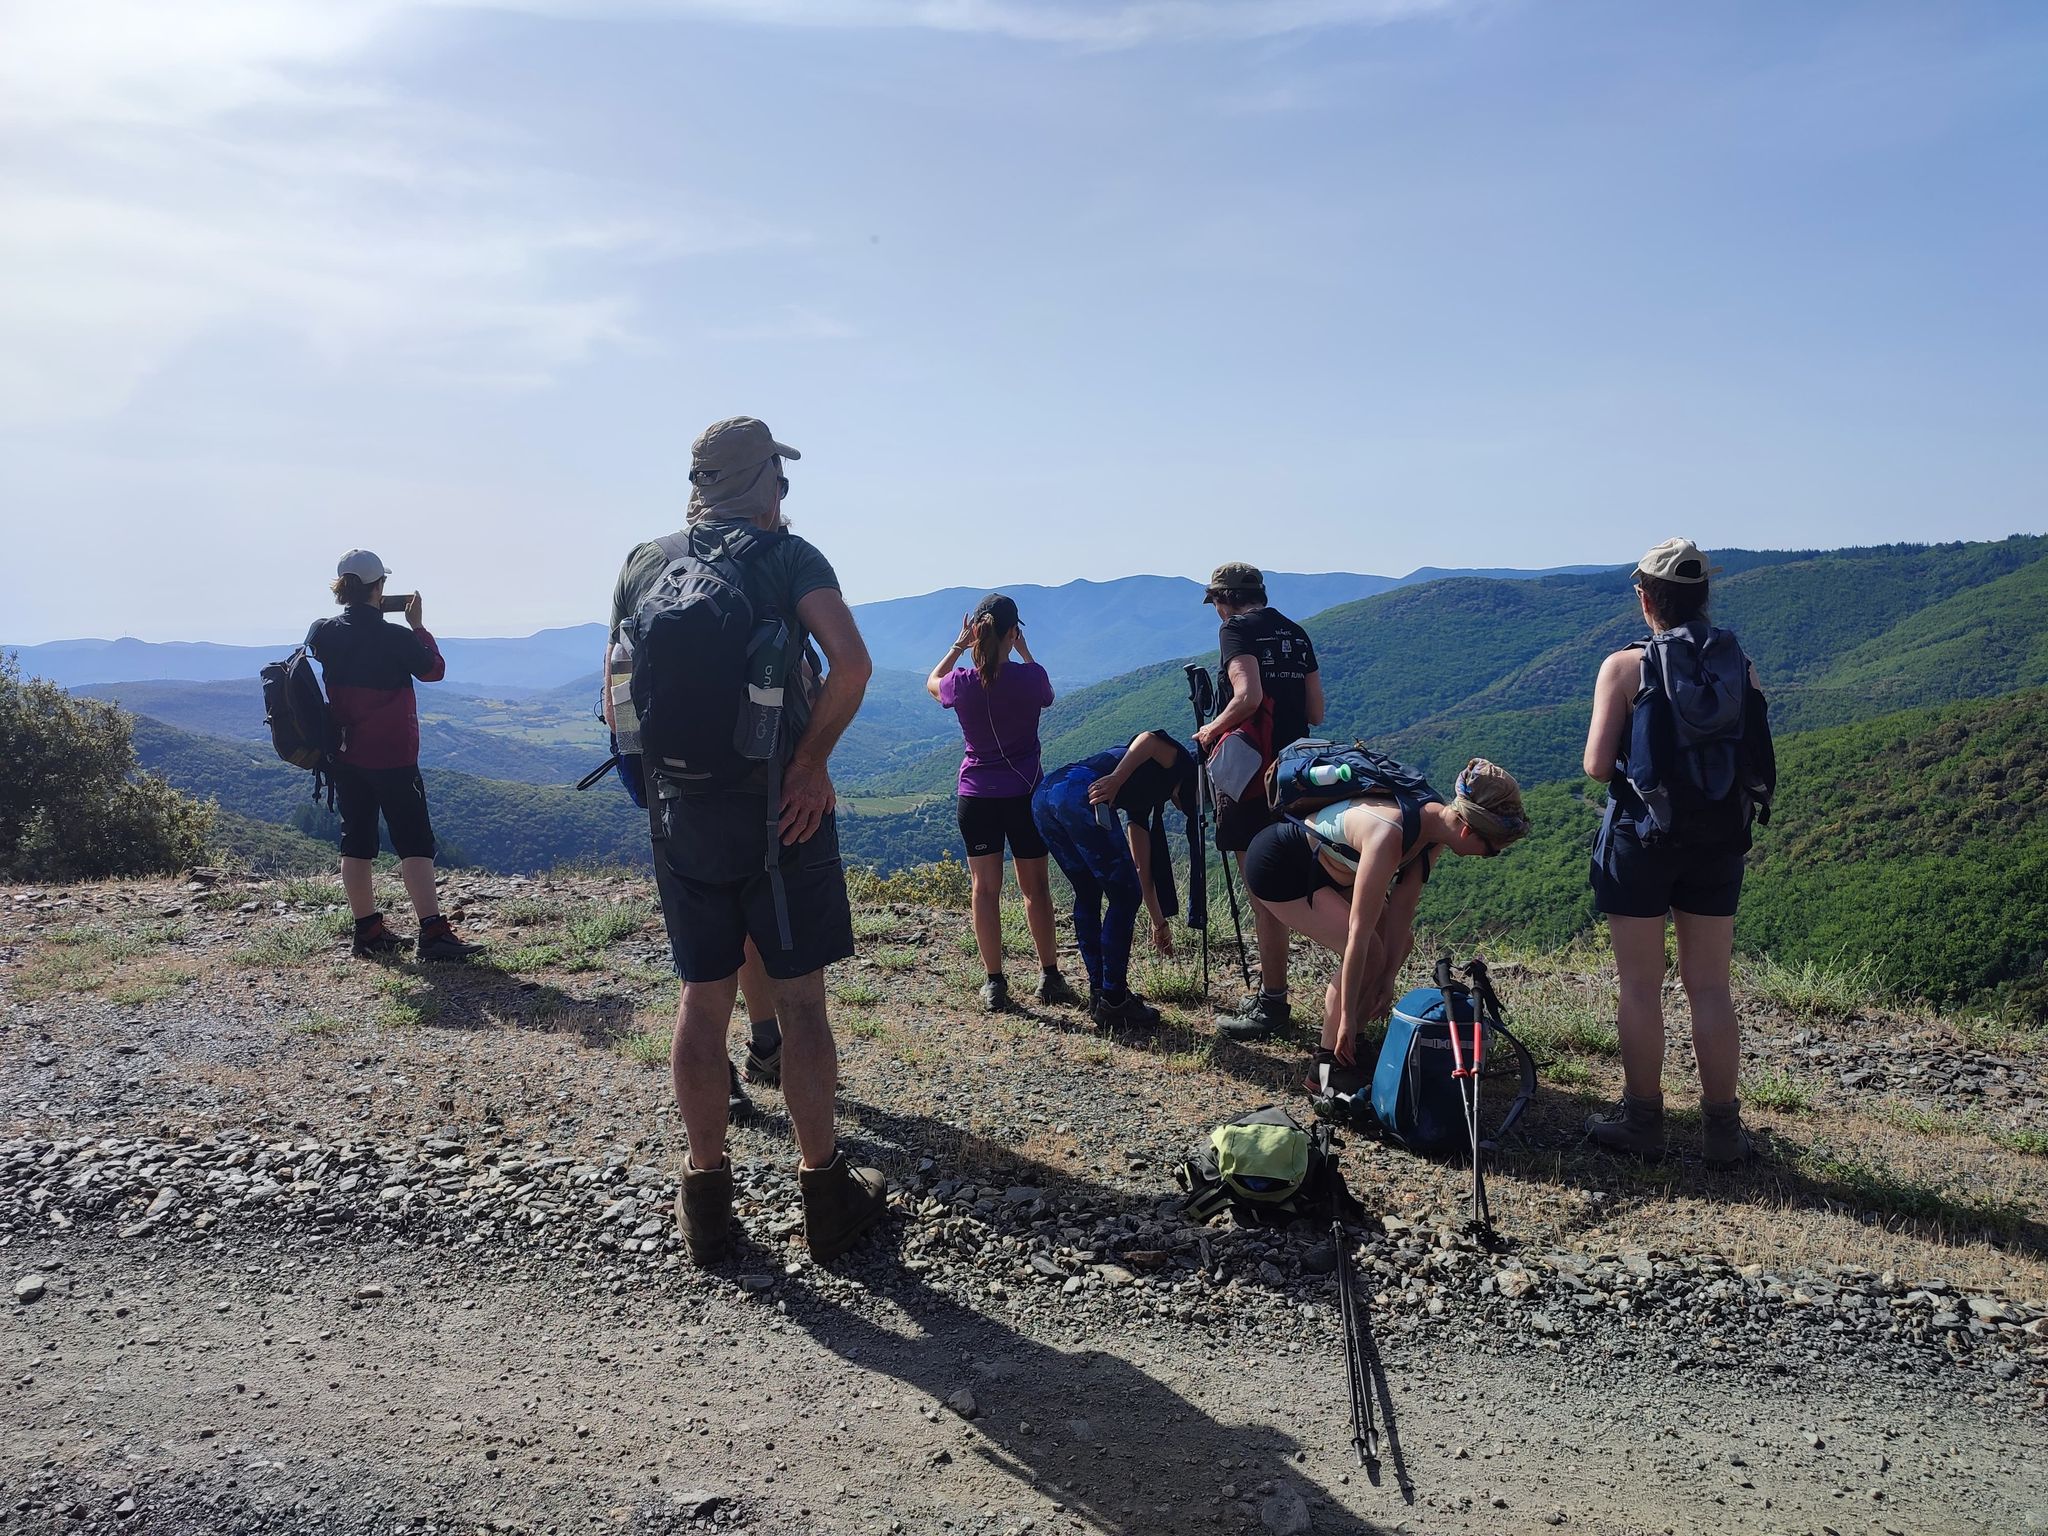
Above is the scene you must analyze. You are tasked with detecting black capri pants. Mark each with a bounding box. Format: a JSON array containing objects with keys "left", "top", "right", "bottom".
[{"left": 332, "top": 763, "right": 436, "bottom": 861}]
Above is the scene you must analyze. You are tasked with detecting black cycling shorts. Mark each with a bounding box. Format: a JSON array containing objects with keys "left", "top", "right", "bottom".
[
  {"left": 1243, "top": 821, "right": 1339, "bottom": 906},
  {"left": 957, "top": 793, "right": 1049, "bottom": 861},
  {"left": 653, "top": 794, "right": 855, "bottom": 983},
  {"left": 1591, "top": 824, "right": 1746, "bottom": 920},
  {"left": 332, "top": 763, "right": 436, "bottom": 861}
]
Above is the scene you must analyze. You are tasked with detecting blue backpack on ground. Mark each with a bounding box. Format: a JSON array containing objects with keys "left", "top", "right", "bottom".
[
  {"left": 1617, "top": 621, "right": 1775, "bottom": 847},
  {"left": 1373, "top": 987, "right": 1485, "bottom": 1155}
]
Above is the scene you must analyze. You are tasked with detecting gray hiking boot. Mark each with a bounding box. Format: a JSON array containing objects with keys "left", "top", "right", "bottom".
[
  {"left": 1586, "top": 1093, "right": 1667, "bottom": 1159},
  {"left": 1036, "top": 970, "right": 1080, "bottom": 1006},
  {"left": 726, "top": 1060, "right": 753, "bottom": 1121},
  {"left": 675, "top": 1156, "right": 735, "bottom": 1267},
  {"left": 1093, "top": 991, "right": 1162, "bottom": 1031},
  {"left": 743, "top": 1044, "right": 782, "bottom": 1089},
  {"left": 1216, "top": 991, "right": 1290, "bottom": 1041},
  {"left": 979, "top": 975, "right": 1012, "bottom": 1013},
  {"left": 800, "top": 1151, "right": 888, "bottom": 1262},
  {"left": 1701, "top": 1098, "right": 1752, "bottom": 1170}
]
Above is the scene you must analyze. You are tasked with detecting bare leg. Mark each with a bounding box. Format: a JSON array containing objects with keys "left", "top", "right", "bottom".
[
  {"left": 1257, "top": 890, "right": 1353, "bottom": 1050},
  {"left": 1608, "top": 915, "right": 1669, "bottom": 1102},
  {"left": 1673, "top": 909, "right": 1739, "bottom": 1103},
  {"left": 737, "top": 940, "right": 775, "bottom": 1026},
  {"left": 1014, "top": 856, "right": 1059, "bottom": 969},
  {"left": 673, "top": 973, "right": 740, "bottom": 1170},
  {"left": 399, "top": 856, "right": 440, "bottom": 921},
  {"left": 772, "top": 969, "right": 839, "bottom": 1169},
  {"left": 1236, "top": 850, "right": 1291, "bottom": 994},
  {"left": 341, "top": 857, "right": 375, "bottom": 920},
  {"left": 966, "top": 851, "right": 1007, "bottom": 974}
]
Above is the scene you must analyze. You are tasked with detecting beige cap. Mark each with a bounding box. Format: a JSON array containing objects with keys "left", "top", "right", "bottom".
[{"left": 1633, "top": 537, "right": 1720, "bottom": 584}]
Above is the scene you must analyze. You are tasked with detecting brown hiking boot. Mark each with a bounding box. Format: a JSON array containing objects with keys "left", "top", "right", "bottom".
[
  {"left": 799, "top": 1151, "right": 887, "bottom": 1263},
  {"left": 1586, "top": 1092, "right": 1667, "bottom": 1159},
  {"left": 1702, "top": 1098, "right": 1753, "bottom": 1170},
  {"left": 675, "top": 1157, "right": 734, "bottom": 1267}
]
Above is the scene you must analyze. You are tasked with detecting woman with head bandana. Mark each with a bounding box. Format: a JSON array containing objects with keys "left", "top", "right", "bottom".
[{"left": 1242, "top": 758, "right": 1530, "bottom": 1090}]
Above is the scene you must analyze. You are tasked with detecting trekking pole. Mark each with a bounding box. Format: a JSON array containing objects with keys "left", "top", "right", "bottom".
[
  {"left": 1182, "top": 666, "right": 1213, "bottom": 995},
  {"left": 1334, "top": 1219, "right": 1380, "bottom": 1469},
  {"left": 1217, "top": 844, "right": 1252, "bottom": 989},
  {"left": 1444, "top": 960, "right": 1490, "bottom": 1232}
]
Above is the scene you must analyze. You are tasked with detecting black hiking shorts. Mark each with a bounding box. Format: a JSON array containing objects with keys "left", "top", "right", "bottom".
[
  {"left": 957, "top": 792, "right": 1049, "bottom": 861},
  {"left": 1591, "top": 822, "right": 1746, "bottom": 920},
  {"left": 332, "top": 763, "right": 435, "bottom": 861},
  {"left": 653, "top": 791, "right": 855, "bottom": 983}
]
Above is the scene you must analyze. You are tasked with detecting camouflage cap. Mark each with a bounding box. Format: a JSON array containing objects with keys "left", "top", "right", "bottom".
[
  {"left": 1633, "top": 537, "right": 1720, "bottom": 585},
  {"left": 690, "top": 416, "right": 800, "bottom": 479},
  {"left": 1202, "top": 562, "right": 1266, "bottom": 603},
  {"left": 1452, "top": 758, "right": 1529, "bottom": 851}
]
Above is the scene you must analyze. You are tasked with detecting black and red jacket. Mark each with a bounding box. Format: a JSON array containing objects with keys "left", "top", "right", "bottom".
[{"left": 304, "top": 606, "right": 445, "bottom": 770}]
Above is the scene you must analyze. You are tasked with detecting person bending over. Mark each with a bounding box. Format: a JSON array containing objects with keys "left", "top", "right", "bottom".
[
  {"left": 927, "top": 593, "right": 1075, "bottom": 1012},
  {"left": 306, "top": 550, "right": 480, "bottom": 963},
  {"left": 1581, "top": 538, "right": 1771, "bottom": 1169},
  {"left": 1242, "top": 759, "right": 1528, "bottom": 1090},
  {"left": 1030, "top": 730, "right": 1199, "bottom": 1031}
]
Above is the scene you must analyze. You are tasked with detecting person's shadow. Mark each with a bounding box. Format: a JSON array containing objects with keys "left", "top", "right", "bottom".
[
  {"left": 779, "top": 1254, "right": 1395, "bottom": 1535},
  {"left": 768, "top": 1094, "right": 1409, "bottom": 1531}
]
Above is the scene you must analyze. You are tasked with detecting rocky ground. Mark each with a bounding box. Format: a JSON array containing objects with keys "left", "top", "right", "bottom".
[{"left": 4, "top": 870, "right": 2046, "bottom": 1535}]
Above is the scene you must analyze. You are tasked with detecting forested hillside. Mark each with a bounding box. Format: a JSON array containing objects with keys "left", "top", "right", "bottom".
[
  {"left": 1419, "top": 690, "right": 2048, "bottom": 1020},
  {"left": 130, "top": 718, "right": 646, "bottom": 872},
  {"left": 854, "top": 535, "right": 2048, "bottom": 799}
]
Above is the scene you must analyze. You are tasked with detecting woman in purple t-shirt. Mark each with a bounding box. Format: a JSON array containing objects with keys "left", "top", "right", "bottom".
[{"left": 927, "top": 594, "right": 1077, "bottom": 1013}]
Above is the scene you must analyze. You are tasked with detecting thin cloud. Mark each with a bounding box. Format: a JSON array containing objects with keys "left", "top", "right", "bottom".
[
  {"left": 461, "top": 0, "right": 1465, "bottom": 47},
  {"left": 0, "top": 0, "right": 781, "bottom": 425}
]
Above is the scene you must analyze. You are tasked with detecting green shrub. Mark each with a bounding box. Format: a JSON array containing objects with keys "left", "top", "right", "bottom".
[
  {"left": 0, "top": 656, "right": 215, "bottom": 881},
  {"left": 846, "top": 856, "right": 972, "bottom": 910}
]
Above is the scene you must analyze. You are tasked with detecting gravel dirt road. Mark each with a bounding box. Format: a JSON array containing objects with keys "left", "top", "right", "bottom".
[{"left": 5, "top": 872, "right": 2045, "bottom": 1535}]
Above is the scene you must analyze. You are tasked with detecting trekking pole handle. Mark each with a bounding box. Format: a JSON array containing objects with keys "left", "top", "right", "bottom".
[{"left": 1433, "top": 953, "right": 1455, "bottom": 991}]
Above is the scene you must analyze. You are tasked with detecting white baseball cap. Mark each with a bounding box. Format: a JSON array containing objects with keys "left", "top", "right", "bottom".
[{"left": 337, "top": 549, "right": 389, "bottom": 583}]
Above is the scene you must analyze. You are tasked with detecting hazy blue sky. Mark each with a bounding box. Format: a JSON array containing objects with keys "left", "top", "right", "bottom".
[{"left": 4, "top": 0, "right": 2043, "bottom": 643}]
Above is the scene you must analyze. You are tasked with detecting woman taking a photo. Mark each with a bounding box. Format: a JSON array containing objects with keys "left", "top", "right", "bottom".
[
  {"left": 929, "top": 593, "right": 1075, "bottom": 1012},
  {"left": 1032, "top": 729, "right": 1200, "bottom": 1031},
  {"left": 1581, "top": 538, "right": 1772, "bottom": 1169},
  {"left": 1243, "top": 757, "right": 1529, "bottom": 1089}
]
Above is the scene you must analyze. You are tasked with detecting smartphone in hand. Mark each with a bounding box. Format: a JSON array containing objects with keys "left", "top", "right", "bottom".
[{"left": 380, "top": 593, "right": 414, "bottom": 614}]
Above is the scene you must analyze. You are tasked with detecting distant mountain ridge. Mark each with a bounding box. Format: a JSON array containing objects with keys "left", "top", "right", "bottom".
[
  {"left": 849, "top": 534, "right": 2048, "bottom": 797},
  {"left": 8, "top": 563, "right": 1615, "bottom": 692}
]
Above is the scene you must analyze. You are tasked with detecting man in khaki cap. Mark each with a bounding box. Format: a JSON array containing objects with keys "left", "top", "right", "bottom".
[
  {"left": 604, "top": 415, "right": 887, "bottom": 1268},
  {"left": 1191, "top": 561, "right": 1325, "bottom": 1040}
]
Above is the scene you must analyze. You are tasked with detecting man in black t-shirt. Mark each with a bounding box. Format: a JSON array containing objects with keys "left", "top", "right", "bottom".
[{"left": 1191, "top": 562, "right": 1324, "bottom": 1040}]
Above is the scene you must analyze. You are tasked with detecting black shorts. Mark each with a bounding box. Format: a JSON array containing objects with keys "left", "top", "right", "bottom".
[
  {"left": 1591, "top": 824, "right": 1746, "bottom": 919},
  {"left": 1215, "top": 792, "right": 1276, "bottom": 855},
  {"left": 653, "top": 793, "right": 855, "bottom": 983},
  {"left": 332, "top": 763, "right": 435, "bottom": 861},
  {"left": 1243, "top": 820, "right": 1340, "bottom": 906},
  {"left": 957, "top": 793, "right": 1048, "bottom": 861}
]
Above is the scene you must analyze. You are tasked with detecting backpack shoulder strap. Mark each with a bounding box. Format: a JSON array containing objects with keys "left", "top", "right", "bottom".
[{"left": 651, "top": 531, "right": 691, "bottom": 563}]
